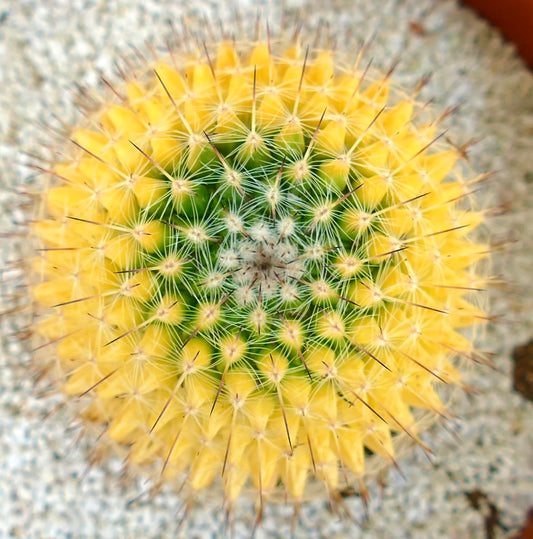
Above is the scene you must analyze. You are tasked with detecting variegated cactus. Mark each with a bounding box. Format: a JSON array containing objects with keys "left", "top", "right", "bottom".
[{"left": 30, "top": 36, "right": 489, "bottom": 518}]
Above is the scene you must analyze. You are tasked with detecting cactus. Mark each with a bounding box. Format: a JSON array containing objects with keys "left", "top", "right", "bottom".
[{"left": 30, "top": 36, "right": 488, "bottom": 519}]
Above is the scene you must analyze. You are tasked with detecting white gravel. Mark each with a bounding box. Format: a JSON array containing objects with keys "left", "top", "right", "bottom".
[{"left": 1, "top": 0, "right": 533, "bottom": 537}]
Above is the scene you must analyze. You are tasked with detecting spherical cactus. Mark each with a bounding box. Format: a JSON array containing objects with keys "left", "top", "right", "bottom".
[{"left": 29, "top": 34, "right": 489, "bottom": 520}]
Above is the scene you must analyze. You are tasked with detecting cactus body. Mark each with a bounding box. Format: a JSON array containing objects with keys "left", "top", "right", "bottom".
[{"left": 31, "top": 39, "right": 488, "bottom": 508}]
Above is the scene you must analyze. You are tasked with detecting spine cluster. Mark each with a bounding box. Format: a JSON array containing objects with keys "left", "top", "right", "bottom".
[{"left": 30, "top": 38, "right": 488, "bottom": 513}]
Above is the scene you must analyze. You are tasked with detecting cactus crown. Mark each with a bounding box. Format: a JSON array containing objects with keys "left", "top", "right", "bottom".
[{"left": 31, "top": 37, "right": 488, "bottom": 511}]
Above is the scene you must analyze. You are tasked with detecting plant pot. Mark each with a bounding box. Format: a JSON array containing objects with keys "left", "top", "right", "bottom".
[{"left": 462, "top": 0, "right": 533, "bottom": 68}]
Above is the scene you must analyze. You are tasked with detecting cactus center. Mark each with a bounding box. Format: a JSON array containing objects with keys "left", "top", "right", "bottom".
[{"left": 220, "top": 222, "right": 307, "bottom": 303}]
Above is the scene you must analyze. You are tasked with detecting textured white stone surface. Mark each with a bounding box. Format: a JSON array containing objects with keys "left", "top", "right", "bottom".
[{"left": 1, "top": 0, "right": 532, "bottom": 537}]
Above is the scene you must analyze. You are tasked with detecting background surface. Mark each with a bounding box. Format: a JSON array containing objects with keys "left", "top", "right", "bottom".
[{"left": 1, "top": 0, "right": 532, "bottom": 537}]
